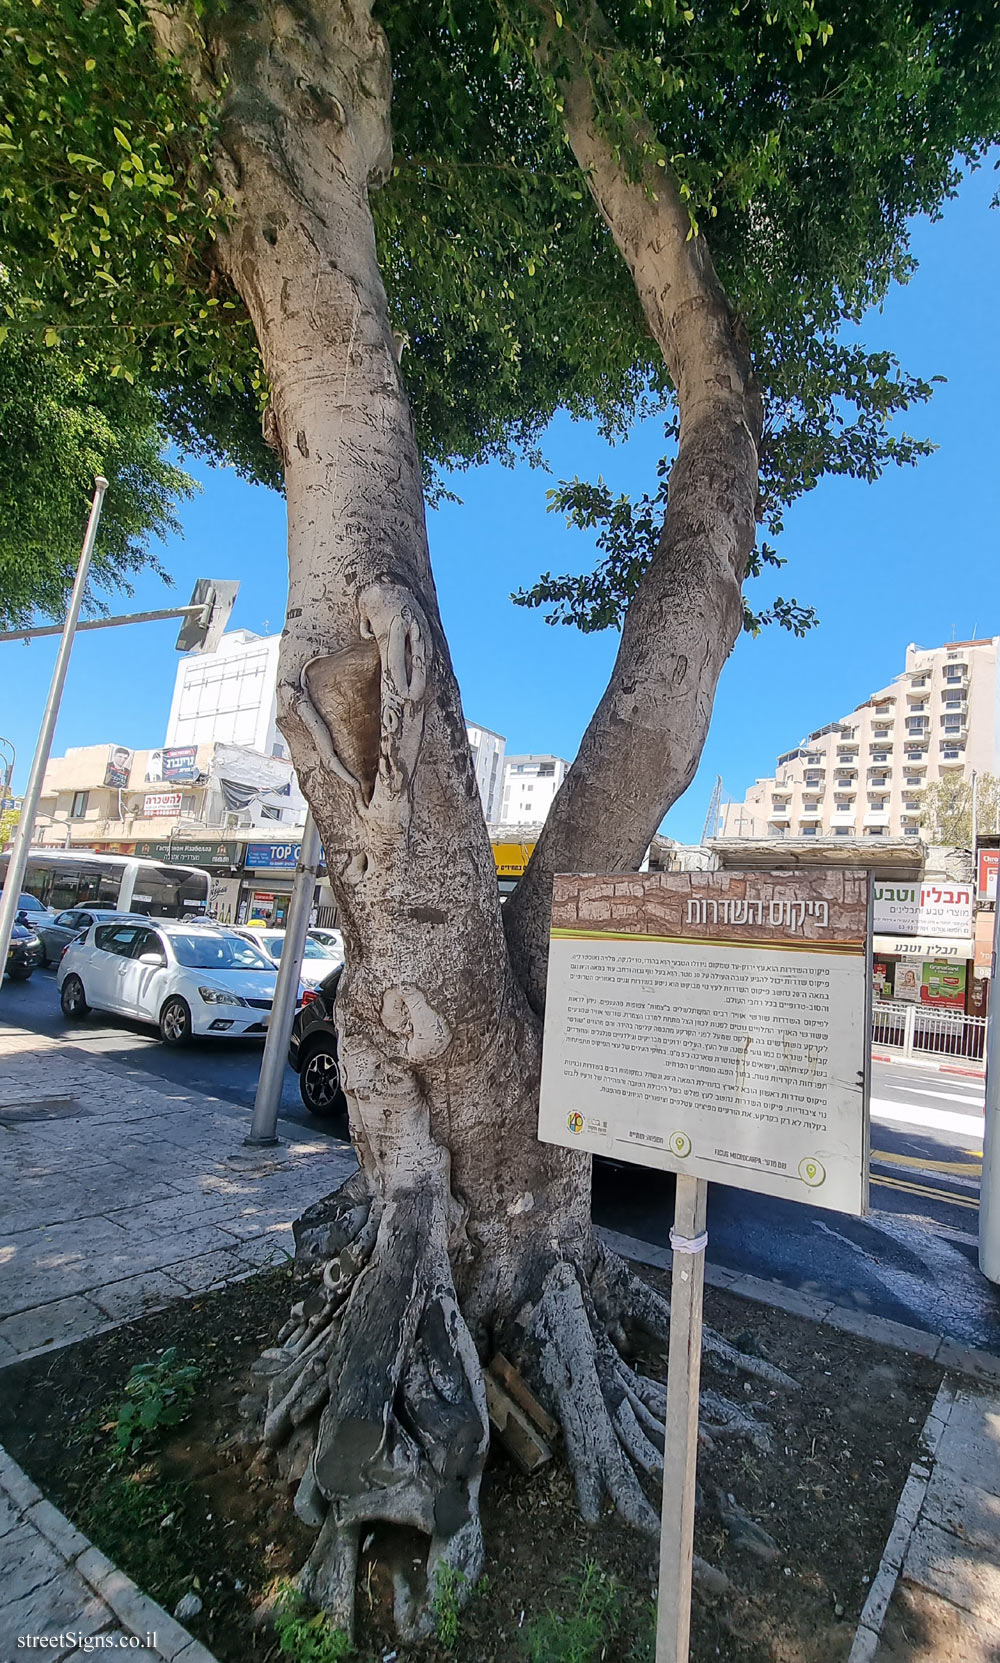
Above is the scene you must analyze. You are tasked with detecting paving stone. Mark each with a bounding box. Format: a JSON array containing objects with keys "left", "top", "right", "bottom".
[
  {"left": 98, "top": 1568, "right": 195, "bottom": 1660},
  {"left": 25, "top": 1498, "right": 91, "bottom": 1562},
  {"left": 937, "top": 1339, "right": 1000, "bottom": 1384},
  {"left": 4, "top": 1520, "right": 67, "bottom": 1603},
  {"left": 921, "top": 1465, "right": 1000, "bottom": 1552},
  {"left": 0, "top": 1446, "right": 44, "bottom": 1508},
  {"left": 874, "top": 1579, "right": 1000, "bottom": 1662},
  {"left": 89, "top": 1271, "right": 189, "bottom": 1323},
  {"left": 820, "top": 1307, "right": 941, "bottom": 1358},
  {"left": 0, "top": 1488, "right": 23, "bottom": 1537},
  {"left": 931, "top": 1391, "right": 1000, "bottom": 1494},
  {"left": 902, "top": 1517, "right": 1000, "bottom": 1622},
  {"left": 234, "top": 1232, "right": 293, "bottom": 1268},
  {"left": 164, "top": 1246, "right": 257, "bottom": 1293},
  {"left": 0, "top": 1295, "right": 109, "bottom": 1356},
  {"left": 0, "top": 1569, "right": 110, "bottom": 1657}
]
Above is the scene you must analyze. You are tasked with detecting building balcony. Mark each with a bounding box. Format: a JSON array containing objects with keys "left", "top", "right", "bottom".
[
  {"left": 768, "top": 808, "right": 791, "bottom": 823},
  {"left": 831, "top": 811, "right": 856, "bottom": 826},
  {"left": 799, "top": 807, "right": 823, "bottom": 820},
  {"left": 864, "top": 810, "right": 891, "bottom": 827}
]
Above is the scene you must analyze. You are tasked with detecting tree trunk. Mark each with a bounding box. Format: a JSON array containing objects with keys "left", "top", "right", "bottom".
[
  {"left": 147, "top": 2, "right": 787, "bottom": 1638},
  {"left": 505, "top": 12, "right": 763, "bottom": 1011}
]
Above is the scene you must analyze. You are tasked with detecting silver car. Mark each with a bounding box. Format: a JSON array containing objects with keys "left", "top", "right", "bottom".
[{"left": 33, "top": 908, "right": 148, "bottom": 967}]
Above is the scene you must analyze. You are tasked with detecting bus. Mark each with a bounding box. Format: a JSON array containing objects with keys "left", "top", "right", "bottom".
[{"left": 0, "top": 848, "right": 211, "bottom": 919}]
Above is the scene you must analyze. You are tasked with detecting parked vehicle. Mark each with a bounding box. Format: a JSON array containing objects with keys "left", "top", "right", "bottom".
[
  {"left": 33, "top": 908, "right": 148, "bottom": 967},
  {"left": 235, "top": 926, "right": 342, "bottom": 989},
  {"left": 2, "top": 891, "right": 53, "bottom": 928},
  {"left": 307, "top": 927, "right": 344, "bottom": 964},
  {"left": 4, "top": 920, "right": 44, "bottom": 982},
  {"left": 289, "top": 967, "right": 347, "bottom": 1124},
  {"left": 0, "top": 848, "right": 210, "bottom": 918},
  {"left": 57, "top": 920, "right": 279, "bottom": 1045}
]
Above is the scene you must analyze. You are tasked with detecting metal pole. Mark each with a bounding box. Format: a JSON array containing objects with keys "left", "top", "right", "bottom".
[
  {"left": 655, "top": 1174, "right": 708, "bottom": 1663},
  {"left": 978, "top": 902, "right": 1000, "bottom": 1282},
  {"left": 245, "top": 812, "right": 321, "bottom": 1147},
  {"left": 0, "top": 478, "right": 108, "bottom": 985},
  {"left": 0, "top": 602, "right": 208, "bottom": 644}
]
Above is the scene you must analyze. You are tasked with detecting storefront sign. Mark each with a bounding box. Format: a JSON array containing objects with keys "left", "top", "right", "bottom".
[
  {"left": 133, "top": 839, "right": 242, "bottom": 871},
  {"left": 978, "top": 849, "right": 999, "bottom": 902},
  {"left": 492, "top": 841, "right": 536, "bottom": 879},
  {"left": 145, "top": 746, "right": 199, "bottom": 783},
  {"left": 872, "top": 934, "right": 974, "bottom": 960},
  {"left": 538, "top": 870, "right": 870, "bottom": 1215},
  {"left": 245, "top": 841, "right": 303, "bottom": 869},
  {"left": 873, "top": 883, "right": 973, "bottom": 938},
  {"left": 142, "top": 792, "right": 183, "bottom": 818}
]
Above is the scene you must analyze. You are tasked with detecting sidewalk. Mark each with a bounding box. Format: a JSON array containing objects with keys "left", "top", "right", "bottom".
[
  {"left": 853, "top": 1380, "right": 1000, "bottom": 1661},
  {"left": 0, "top": 1024, "right": 355, "bottom": 1364}
]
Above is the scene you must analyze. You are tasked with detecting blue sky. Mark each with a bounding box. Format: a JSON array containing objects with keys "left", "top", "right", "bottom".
[{"left": 4, "top": 162, "right": 999, "bottom": 841}]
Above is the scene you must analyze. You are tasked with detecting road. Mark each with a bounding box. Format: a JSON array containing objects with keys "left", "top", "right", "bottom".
[{"left": 5, "top": 968, "right": 999, "bottom": 1349}]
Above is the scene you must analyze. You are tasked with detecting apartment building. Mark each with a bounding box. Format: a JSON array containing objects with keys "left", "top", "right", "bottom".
[
  {"left": 467, "top": 723, "right": 506, "bottom": 820},
  {"left": 719, "top": 637, "right": 1000, "bottom": 841},
  {"left": 498, "top": 754, "right": 570, "bottom": 826}
]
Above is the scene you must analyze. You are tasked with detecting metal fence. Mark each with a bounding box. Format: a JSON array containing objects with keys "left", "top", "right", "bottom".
[{"left": 872, "top": 998, "right": 987, "bottom": 1063}]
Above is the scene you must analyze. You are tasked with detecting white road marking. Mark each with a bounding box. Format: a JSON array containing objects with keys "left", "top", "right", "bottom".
[
  {"left": 880, "top": 1082, "right": 985, "bottom": 1106},
  {"left": 870, "top": 1096, "right": 984, "bottom": 1140}
]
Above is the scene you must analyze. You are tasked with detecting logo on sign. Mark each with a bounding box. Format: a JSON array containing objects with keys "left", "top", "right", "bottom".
[
  {"left": 566, "top": 1112, "right": 585, "bottom": 1135},
  {"left": 798, "top": 1157, "right": 826, "bottom": 1188}
]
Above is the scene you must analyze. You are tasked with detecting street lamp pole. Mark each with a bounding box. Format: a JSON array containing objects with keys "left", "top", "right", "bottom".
[{"left": 0, "top": 478, "right": 108, "bottom": 985}]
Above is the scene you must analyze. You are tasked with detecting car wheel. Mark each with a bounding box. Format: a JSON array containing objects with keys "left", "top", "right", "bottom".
[
  {"left": 60, "top": 974, "right": 89, "bottom": 1017},
  {"left": 7, "top": 962, "right": 32, "bottom": 982},
  {"left": 159, "top": 996, "right": 192, "bottom": 1046},
  {"left": 299, "top": 1040, "right": 349, "bottom": 1124}
]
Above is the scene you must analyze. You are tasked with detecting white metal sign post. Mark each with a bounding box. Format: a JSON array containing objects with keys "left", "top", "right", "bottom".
[{"left": 537, "top": 870, "right": 871, "bottom": 1663}]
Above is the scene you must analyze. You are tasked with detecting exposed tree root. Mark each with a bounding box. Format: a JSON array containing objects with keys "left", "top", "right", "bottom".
[{"left": 245, "top": 1184, "right": 797, "bottom": 1638}]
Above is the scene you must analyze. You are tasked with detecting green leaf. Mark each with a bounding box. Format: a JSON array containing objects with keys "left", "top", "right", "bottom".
[{"left": 43, "top": 327, "right": 59, "bottom": 348}]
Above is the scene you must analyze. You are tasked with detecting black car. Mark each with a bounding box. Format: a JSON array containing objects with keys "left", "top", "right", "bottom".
[
  {"left": 288, "top": 967, "right": 348, "bottom": 1125},
  {"left": 5, "top": 920, "right": 44, "bottom": 981}
]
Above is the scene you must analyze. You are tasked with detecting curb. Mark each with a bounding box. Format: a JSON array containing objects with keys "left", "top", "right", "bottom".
[
  {"left": 598, "top": 1227, "right": 1000, "bottom": 1382},
  {"left": 871, "top": 1050, "right": 985, "bottom": 1080},
  {"left": 846, "top": 1379, "right": 956, "bottom": 1662},
  {"left": 0, "top": 1444, "right": 220, "bottom": 1663}
]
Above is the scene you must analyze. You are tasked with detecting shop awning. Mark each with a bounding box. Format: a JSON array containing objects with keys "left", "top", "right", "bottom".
[{"left": 873, "top": 934, "right": 974, "bottom": 960}]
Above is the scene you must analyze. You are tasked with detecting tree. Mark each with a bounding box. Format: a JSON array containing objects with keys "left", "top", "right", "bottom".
[
  {"left": 0, "top": 329, "right": 192, "bottom": 626},
  {"left": 4, "top": 0, "right": 1000, "bottom": 1638},
  {"left": 921, "top": 774, "right": 1000, "bottom": 846}
]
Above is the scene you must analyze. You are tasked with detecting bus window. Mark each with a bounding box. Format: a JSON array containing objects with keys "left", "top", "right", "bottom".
[
  {"left": 130, "top": 865, "right": 210, "bottom": 918},
  {"left": 46, "top": 861, "right": 120, "bottom": 911}
]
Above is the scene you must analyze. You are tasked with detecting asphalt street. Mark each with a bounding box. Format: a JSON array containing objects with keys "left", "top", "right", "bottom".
[{"left": 5, "top": 968, "right": 999, "bottom": 1349}]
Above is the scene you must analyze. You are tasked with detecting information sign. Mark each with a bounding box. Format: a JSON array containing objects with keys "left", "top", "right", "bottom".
[{"left": 538, "top": 870, "right": 871, "bottom": 1216}]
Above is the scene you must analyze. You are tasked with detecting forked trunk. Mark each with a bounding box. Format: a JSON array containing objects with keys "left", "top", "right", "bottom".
[{"left": 147, "top": 0, "right": 787, "bottom": 1638}]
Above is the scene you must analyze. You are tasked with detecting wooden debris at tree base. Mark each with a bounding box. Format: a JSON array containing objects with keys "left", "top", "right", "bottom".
[{"left": 485, "top": 1353, "right": 557, "bottom": 1474}]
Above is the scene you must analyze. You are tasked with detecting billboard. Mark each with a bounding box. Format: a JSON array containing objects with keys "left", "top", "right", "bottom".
[
  {"left": 492, "top": 841, "right": 536, "bottom": 879},
  {"left": 245, "top": 841, "right": 301, "bottom": 869},
  {"left": 133, "top": 840, "right": 241, "bottom": 870},
  {"left": 103, "top": 744, "right": 133, "bottom": 789},
  {"left": 145, "top": 746, "right": 199, "bottom": 783},
  {"left": 142, "top": 792, "right": 183, "bottom": 818}
]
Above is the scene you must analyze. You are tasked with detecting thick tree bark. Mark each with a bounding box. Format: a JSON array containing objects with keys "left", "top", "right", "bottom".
[
  {"left": 147, "top": 2, "right": 785, "bottom": 1638},
  {"left": 504, "top": 10, "right": 763, "bottom": 1012}
]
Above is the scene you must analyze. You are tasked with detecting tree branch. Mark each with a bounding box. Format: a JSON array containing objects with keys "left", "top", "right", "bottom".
[{"left": 504, "top": 4, "right": 762, "bottom": 1011}]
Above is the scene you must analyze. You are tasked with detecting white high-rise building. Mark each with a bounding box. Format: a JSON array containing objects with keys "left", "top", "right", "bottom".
[
  {"left": 498, "top": 754, "right": 570, "bottom": 826},
  {"left": 166, "top": 631, "right": 288, "bottom": 758},
  {"left": 719, "top": 636, "right": 1000, "bottom": 841},
  {"left": 466, "top": 723, "right": 506, "bottom": 820}
]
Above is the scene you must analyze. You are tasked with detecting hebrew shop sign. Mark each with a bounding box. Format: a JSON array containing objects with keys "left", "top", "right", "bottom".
[
  {"left": 538, "top": 870, "right": 871, "bottom": 1215},
  {"left": 872, "top": 881, "right": 973, "bottom": 938}
]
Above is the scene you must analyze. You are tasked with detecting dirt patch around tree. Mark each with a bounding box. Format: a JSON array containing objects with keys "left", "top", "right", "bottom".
[{"left": 0, "top": 1261, "right": 940, "bottom": 1663}]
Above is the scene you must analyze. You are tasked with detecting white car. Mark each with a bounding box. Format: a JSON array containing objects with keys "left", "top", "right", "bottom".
[
  {"left": 307, "top": 927, "right": 344, "bottom": 963},
  {"left": 236, "top": 927, "right": 343, "bottom": 989},
  {"left": 57, "top": 919, "right": 280, "bottom": 1045}
]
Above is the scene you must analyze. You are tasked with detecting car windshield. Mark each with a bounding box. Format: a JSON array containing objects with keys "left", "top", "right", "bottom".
[
  {"left": 170, "top": 933, "right": 273, "bottom": 971},
  {"left": 264, "top": 934, "right": 328, "bottom": 960}
]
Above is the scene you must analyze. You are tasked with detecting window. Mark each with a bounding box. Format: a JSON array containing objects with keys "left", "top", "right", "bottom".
[
  {"left": 70, "top": 792, "right": 89, "bottom": 819},
  {"left": 835, "top": 827, "right": 851, "bottom": 837},
  {"left": 171, "top": 932, "right": 272, "bottom": 970},
  {"left": 131, "top": 929, "right": 167, "bottom": 967},
  {"left": 801, "top": 825, "right": 818, "bottom": 837},
  {"left": 910, "top": 676, "right": 926, "bottom": 688},
  {"left": 95, "top": 924, "right": 143, "bottom": 956},
  {"left": 54, "top": 910, "right": 83, "bottom": 929},
  {"left": 867, "top": 827, "right": 885, "bottom": 837},
  {"left": 871, "top": 753, "right": 888, "bottom": 764},
  {"left": 537, "top": 763, "right": 555, "bottom": 777}
]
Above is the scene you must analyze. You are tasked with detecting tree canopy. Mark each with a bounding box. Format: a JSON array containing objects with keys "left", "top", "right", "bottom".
[{"left": 3, "top": 0, "right": 999, "bottom": 620}]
